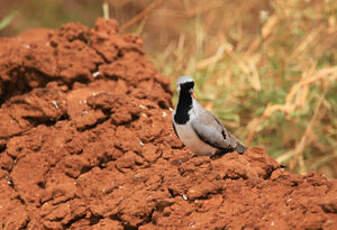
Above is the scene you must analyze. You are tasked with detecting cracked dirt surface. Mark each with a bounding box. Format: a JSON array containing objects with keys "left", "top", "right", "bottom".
[{"left": 1, "top": 18, "right": 337, "bottom": 229}]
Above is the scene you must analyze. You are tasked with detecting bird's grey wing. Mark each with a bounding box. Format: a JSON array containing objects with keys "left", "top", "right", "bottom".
[
  {"left": 205, "top": 111, "right": 246, "bottom": 154},
  {"left": 191, "top": 110, "right": 234, "bottom": 150}
]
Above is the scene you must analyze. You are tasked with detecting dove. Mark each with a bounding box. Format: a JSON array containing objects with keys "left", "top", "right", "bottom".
[{"left": 172, "top": 76, "right": 246, "bottom": 156}]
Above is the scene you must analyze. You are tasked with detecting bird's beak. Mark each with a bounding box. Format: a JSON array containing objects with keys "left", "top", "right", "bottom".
[{"left": 189, "top": 89, "right": 197, "bottom": 99}]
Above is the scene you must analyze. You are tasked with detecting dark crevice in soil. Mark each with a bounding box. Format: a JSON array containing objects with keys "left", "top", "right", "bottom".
[
  {"left": 190, "top": 191, "right": 222, "bottom": 201},
  {"left": 136, "top": 208, "right": 155, "bottom": 228},
  {"left": 18, "top": 218, "right": 30, "bottom": 230},
  {"left": 0, "top": 141, "right": 6, "bottom": 153},
  {"left": 291, "top": 181, "right": 299, "bottom": 187},
  {"left": 23, "top": 112, "right": 69, "bottom": 127},
  {"left": 114, "top": 165, "right": 129, "bottom": 174},
  {"left": 67, "top": 75, "right": 92, "bottom": 90},
  {"left": 90, "top": 48, "right": 110, "bottom": 64},
  {"left": 0, "top": 65, "right": 104, "bottom": 108},
  {"left": 117, "top": 49, "right": 124, "bottom": 59},
  {"left": 320, "top": 204, "right": 337, "bottom": 214},
  {"left": 37, "top": 181, "right": 46, "bottom": 189},
  {"left": 77, "top": 116, "right": 110, "bottom": 132},
  {"left": 223, "top": 174, "right": 248, "bottom": 180},
  {"left": 114, "top": 145, "right": 126, "bottom": 154},
  {"left": 158, "top": 100, "right": 168, "bottom": 109},
  {"left": 168, "top": 188, "right": 177, "bottom": 198},
  {"left": 64, "top": 165, "right": 95, "bottom": 179},
  {"left": 263, "top": 166, "right": 283, "bottom": 180},
  {"left": 80, "top": 165, "right": 94, "bottom": 175},
  {"left": 110, "top": 114, "right": 140, "bottom": 127},
  {"left": 97, "top": 155, "right": 117, "bottom": 169},
  {"left": 64, "top": 211, "right": 88, "bottom": 228},
  {"left": 109, "top": 214, "right": 137, "bottom": 229},
  {"left": 170, "top": 145, "right": 185, "bottom": 150},
  {"left": 8, "top": 111, "right": 24, "bottom": 127},
  {"left": 0, "top": 67, "right": 61, "bottom": 106},
  {"left": 109, "top": 213, "right": 122, "bottom": 222},
  {"left": 104, "top": 75, "right": 119, "bottom": 81},
  {"left": 2, "top": 112, "right": 70, "bottom": 142},
  {"left": 214, "top": 226, "right": 229, "bottom": 230},
  {"left": 89, "top": 214, "right": 103, "bottom": 225},
  {"left": 124, "top": 225, "right": 138, "bottom": 230},
  {"left": 1, "top": 130, "right": 31, "bottom": 145},
  {"left": 15, "top": 194, "right": 26, "bottom": 205},
  {"left": 54, "top": 196, "right": 78, "bottom": 206}
]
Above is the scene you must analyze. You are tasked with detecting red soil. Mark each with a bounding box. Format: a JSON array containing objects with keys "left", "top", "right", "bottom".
[{"left": 0, "top": 18, "right": 337, "bottom": 229}]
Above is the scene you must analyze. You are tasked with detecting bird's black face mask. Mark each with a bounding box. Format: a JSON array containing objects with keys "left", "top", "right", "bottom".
[
  {"left": 175, "top": 81, "right": 195, "bottom": 124},
  {"left": 180, "top": 81, "right": 197, "bottom": 99},
  {"left": 180, "top": 82, "right": 194, "bottom": 93}
]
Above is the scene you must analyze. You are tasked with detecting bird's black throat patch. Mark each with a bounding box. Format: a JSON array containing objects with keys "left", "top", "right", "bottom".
[{"left": 174, "top": 89, "right": 193, "bottom": 124}]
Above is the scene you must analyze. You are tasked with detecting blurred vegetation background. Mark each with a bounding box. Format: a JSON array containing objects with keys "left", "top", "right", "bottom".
[{"left": 1, "top": 0, "right": 337, "bottom": 178}]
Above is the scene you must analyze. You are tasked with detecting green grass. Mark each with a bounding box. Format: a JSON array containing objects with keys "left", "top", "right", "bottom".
[{"left": 0, "top": 11, "right": 16, "bottom": 31}]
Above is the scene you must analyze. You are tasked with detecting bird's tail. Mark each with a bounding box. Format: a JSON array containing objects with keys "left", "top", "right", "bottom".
[
  {"left": 228, "top": 133, "right": 246, "bottom": 154},
  {"left": 235, "top": 142, "right": 246, "bottom": 154}
]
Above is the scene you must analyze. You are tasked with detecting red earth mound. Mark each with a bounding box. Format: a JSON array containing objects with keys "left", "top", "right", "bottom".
[{"left": 0, "top": 18, "right": 337, "bottom": 230}]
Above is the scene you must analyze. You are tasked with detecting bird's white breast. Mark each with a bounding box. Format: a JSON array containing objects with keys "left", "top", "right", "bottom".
[{"left": 174, "top": 119, "right": 216, "bottom": 156}]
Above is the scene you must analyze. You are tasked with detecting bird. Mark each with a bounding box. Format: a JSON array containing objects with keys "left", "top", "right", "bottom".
[{"left": 172, "top": 76, "right": 246, "bottom": 157}]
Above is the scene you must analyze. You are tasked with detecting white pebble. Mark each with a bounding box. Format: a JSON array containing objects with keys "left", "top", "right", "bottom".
[
  {"left": 182, "top": 194, "right": 188, "bottom": 200},
  {"left": 51, "top": 100, "right": 59, "bottom": 109},
  {"left": 93, "top": 71, "right": 100, "bottom": 78}
]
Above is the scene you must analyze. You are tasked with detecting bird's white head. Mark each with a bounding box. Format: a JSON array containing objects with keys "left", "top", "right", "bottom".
[{"left": 176, "top": 76, "right": 195, "bottom": 95}]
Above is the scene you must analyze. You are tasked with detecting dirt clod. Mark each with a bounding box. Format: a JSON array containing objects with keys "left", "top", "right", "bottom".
[{"left": 0, "top": 18, "right": 337, "bottom": 229}]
